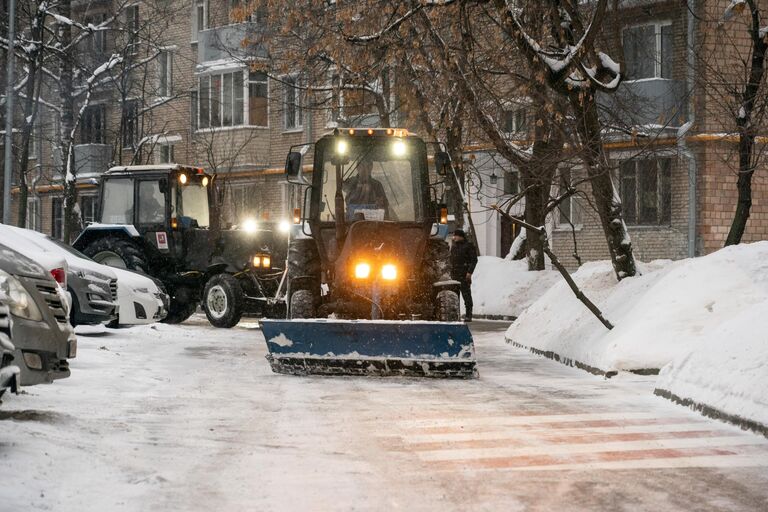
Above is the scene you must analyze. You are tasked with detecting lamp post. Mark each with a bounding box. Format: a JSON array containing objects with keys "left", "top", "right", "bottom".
[{"left": 3, "top": 0, "right": 17, "bottom": 224}]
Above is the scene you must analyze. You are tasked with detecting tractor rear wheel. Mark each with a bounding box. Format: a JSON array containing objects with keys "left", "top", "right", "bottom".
[
  {"left": 202, "top": 274, "right": 244, "bottom": 328},
  {"left": 289, "top": 289, "right": 315, "bottom": 319},
  {"left": 82, "top": 236, "right": 148, "bottom": 273},
  {"left": 436, "top": 290, "right": 460, "bottom": 322}
]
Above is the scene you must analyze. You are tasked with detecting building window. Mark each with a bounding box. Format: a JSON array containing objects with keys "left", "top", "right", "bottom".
[
  {"left": 283, "top": 76, "right": 303, "bottom": 130},
  {"left": 557, "top": 169, "right": 582, "bottom": 227},
  {"left": 80, "top": 195, "right": 99, "bottom": 225},
  {"left": 122, "top": 100, "right": 139, "bottom": 148},
  {"left": 26, "top": 197, "right": 40, "bottom": 231},
  {"left": 84, "top": 14, "right": 107, "bottom": 54},
  {"left": 503, "top": 170, "right": 519, "bottom": 195},
  {"left": 126, "top": 5, "right": 140, "bottom": 54},
  {"left": 623, "top": 22, "right": 673, "bottom": 80},
  {"left": 193, "top": 0, "right": 208, "bottom": 42},
  {"left": 198, "top": 71, "right": 245, "bottom": 129},
  {"left": 249, "top": 71, "right": 268, "bottom": 127},
  {"left": 501, "top": 109, "right": 527, "bottom": 134},
  {"left": 159, "top": 51, "right": 173, "bottom": 97},
  {"left": 81, "top": 105, "right": 106, "bottom": 144},
  {"left": 159, "top": 144, "right": 175, "bottom": 163},
  {"left": 52, "top": 197, "right": 64, "bottom": 240},
  {"left": 190, "top": 90, "right": 198, "bottom": 131},
  {"left": 619, "top": 157, "right": 672, "bottom": 225}
]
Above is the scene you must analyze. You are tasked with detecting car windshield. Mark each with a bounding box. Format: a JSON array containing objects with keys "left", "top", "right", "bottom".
[
  {"left": 317, "top": 138, "right": 425, "bottom": 223},
  {"left": 176, "top": 176, "right": 210, "bottom": 228}
]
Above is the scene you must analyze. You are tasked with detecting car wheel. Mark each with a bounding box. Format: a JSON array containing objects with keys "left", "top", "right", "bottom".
[{"left": 203, "top": 274, "right": 244, "bottom": 328}]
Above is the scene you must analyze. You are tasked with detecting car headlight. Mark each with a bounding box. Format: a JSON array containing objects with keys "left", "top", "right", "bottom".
[{"left": 0, "top": 269, "right": 43, "bottom": 321}]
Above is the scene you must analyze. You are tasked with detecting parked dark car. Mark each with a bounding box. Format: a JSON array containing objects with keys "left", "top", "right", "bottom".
[{"left": 0, "top": 243, "right": 76, "bottom": 387}]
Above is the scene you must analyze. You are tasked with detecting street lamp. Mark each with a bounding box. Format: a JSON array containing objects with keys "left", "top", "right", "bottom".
[{"left": 489, "top": 171, "right": 498, "bottom": 185}]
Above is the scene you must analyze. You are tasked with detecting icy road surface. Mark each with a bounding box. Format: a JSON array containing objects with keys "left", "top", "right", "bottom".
[{"left": 2, "top": 317, "right": 768, "bottom": 511}]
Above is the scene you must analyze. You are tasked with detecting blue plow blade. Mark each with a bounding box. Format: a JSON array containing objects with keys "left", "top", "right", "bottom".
[{"left": 260, "top": 319, "right": 478, "bottom": 379}]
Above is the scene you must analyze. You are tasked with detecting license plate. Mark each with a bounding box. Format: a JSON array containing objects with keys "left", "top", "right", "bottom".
[{"left": 68, "top": 339, "right": 77, "bottom": 358}]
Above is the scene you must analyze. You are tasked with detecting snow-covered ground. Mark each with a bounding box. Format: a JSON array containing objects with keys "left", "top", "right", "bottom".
[
  {"left": 506, "top": 242, "right": 768, "bottom": 432},
  {"left": 471, "top": 256, "right": 560, "bottom": 317},
  {"left": 2, "top": 317, "right": 768, "bottom": 511}
]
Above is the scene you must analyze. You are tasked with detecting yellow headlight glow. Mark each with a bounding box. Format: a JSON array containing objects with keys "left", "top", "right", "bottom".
[
  {"left": 253, "top": 256, "right": 262, "bottom": 267},
  {"left": 202, "top": 176, "right": 209, "bottom": 187},
  {"left": 354, "top": 262, "right": 371, "bottom": 279},
  {"left": 337, "top": 139, "right": 348, "bottom": 155},
  {"left": 262, "top": 256, "right": 271, "bottom": 268},
  {"left": 381, "top": 264, "right": 397, "bottom": 281},
  {"left": 178, "top": 173, "right": 188, "bottom": 185},
  {"left": 392, "top": 140, "right": 407, "bottom": 157}
]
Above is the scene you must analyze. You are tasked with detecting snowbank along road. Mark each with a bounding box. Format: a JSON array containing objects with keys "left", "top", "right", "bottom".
[{"left": 1, "top": 317, "right": 767, "bottom": 511}]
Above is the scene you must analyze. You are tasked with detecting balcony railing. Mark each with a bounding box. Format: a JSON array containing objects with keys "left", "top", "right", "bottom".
[
  {"left": 598, "top": 78, "right": 686, "bottom": 130},
  {"left": 198, "top": 23, "right": 266, "bottom": 64}
]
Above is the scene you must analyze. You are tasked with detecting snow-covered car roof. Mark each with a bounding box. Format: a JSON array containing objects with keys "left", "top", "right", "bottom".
[
  {"left": 0, "top": 225, "right": 68, "bottom": 277},
  {"left": 0, "top": 225, "right": 114, "bottom": 281}
]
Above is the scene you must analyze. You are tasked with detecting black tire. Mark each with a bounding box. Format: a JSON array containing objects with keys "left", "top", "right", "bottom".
[
  {"left": 69, "top": 291, "right": 80, "bottom": 327},
  {"left": 81, "top": 235, "right": 149, "bottom": 273},
  {"left": 436, "top": 290, "right": 460, "bottom": 322},
  {"left": 202, "top": 274, "right": 244, "bottom": 328},
  {"left": 289, "top": 289, "right": 315, "bottom": 319},
  {"left": 286, "top": 239, "right": 321, "bottom": 318},
  {"left": 424, "top": 238, "right": 450, "bottom": 283},
  {"left": 163, "top": 300, "right": 198, "bottom": 324}
]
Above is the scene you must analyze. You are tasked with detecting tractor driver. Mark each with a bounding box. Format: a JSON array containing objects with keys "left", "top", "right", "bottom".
[{"left": 344, "top": 156, "right": 393, "bottom": 221}]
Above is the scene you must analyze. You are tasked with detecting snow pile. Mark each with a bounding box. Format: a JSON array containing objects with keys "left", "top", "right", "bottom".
[
  {"left": 507, "top": 242, "right": 768, "bottom": 372},
  {"left": 656, "top": 300, "right": 768, "bottom": 428},
  {"left": 506, "top": 241, "right": 768, "bottom": 429},
  {"left": 471, "top": 256, "right": 560, "bottom": 318}
]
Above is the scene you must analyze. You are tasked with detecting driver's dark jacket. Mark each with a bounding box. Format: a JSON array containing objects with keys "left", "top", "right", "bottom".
[{"left": 450, "top": 240, "right": 478, "bottom": 280}]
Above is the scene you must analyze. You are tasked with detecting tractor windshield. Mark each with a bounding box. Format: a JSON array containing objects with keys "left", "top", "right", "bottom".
[
  {"left": 176, "top": 175, "right": 210, "bottom": 228},
  {"left": 317, "top": 137, "right": 426, "bottom": 223}
]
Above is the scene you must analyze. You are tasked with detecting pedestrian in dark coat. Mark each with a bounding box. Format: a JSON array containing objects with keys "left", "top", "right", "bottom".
[{"left": 449, "top": 229, "right": 478, "bottom": 322}]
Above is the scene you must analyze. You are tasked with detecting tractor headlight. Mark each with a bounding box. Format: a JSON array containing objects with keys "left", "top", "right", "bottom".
[
  {"left": 336, "top": 139, "right": 348, "bottom": 155},
  {"left": 262, "top": 256, "right": 271, "bottom": 268},
  {"left": 381, "top": 264, "right": 397, "bottom": 281},
  {"left": 392, "top": 139, "right": 407, "bottom": 157},
  {"left": 354, "top": 262, "right": 371, "bottom": 279},
  {"left": 253, "top": 255, "right": 262, "bottom": 267},
  {"left": 202, "top": 176, "right": 209, "bottom": 187},
  {"left": 242, "top": 218, "right": 258, "bottom": 233},
  {"left": 178, "top": 173, "right": 188, "bottom": 185},
  {"left": 0, "top": 270, "right": 43, "bottom": 321},
  {"left": 278, "top": 220, "right": 291, "bottom": 233}
]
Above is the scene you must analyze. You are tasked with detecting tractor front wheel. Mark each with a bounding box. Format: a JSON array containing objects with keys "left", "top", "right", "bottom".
[
  {"left": 436, "top": 290, "right": 460, "bottom": 322},
  {"left": 202, "top": 274, "right": 244, "bottom": 328},
  {"left": 163, "top": 300, "right": 198, "bottom": 324},
  {"left": 289, "top": 290, "right": 315, "bottom": 319}
]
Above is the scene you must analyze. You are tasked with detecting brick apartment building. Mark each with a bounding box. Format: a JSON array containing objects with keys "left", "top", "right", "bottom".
[
  {"left": 2, "top": 0, "right": 767, "bottom": 270},
  {"left": 470, "top": 0, "right": 768, "bottom": 268}
]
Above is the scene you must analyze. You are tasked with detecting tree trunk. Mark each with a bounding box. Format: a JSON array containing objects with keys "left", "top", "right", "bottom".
[
  {"left": 571, "top": 92, "right": 637, "bottom": 279},
  {"left": 725, "top": 1, "right": 767, "bottom": 246},
  {"left": 57, "top": 0, "right": 79, "bottom": 242}
]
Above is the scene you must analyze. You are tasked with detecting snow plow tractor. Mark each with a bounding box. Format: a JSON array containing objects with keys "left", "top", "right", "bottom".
[
  {"left": 73, "top": 164, "right": 284, "bottom": 327},
  {"left": 260, "top": 129, "right": 477, "bottom": 378}
]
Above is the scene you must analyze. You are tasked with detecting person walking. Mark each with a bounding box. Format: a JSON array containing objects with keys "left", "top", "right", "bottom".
[{"left": 449, "top": 229, "right": 477, "bottom": 322}]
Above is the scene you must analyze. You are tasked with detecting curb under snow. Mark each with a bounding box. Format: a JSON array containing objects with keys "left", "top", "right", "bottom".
[
  {"left": 654, "top": 388, "right": 768, "bottom": 439},
  {"left": 506, "top": 338, "right": 659, "bottom": 378}
]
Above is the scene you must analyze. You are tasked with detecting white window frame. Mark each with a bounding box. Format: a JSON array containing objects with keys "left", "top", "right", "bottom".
[
  {"left": 622, "top": 21, "right": 673, "bottom": 82},
  {"left": 192, "top": 0, "right": 208, "bottom": 43},
  {"left": 125, "top": 4, "right": 140, "bottom": 55},
  {"left": 158, "top": 143, "right": 175, "bottom": 164},
  {"left": 158, "top": 50, "right": 174, "bottom": 98},
  {"left": 555, "top": 169, "right": 582, "bottom": 229},
  {"left": 26, "top": 197, "right": 40, "bottom": 231},
  {"left": 282, "top": 74, "right": 304, "bottom": 132},
  {"left": 196, "top": 67, "right": 251, "bottom": 131}
]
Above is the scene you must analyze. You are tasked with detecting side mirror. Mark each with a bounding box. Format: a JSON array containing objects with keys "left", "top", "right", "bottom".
[
  {"left": 285, "top": 152, "right": 302, "bottom": 178},
  {"left": 159, "top": 178, "right": 168, "bottom": 194},
  {"left": 434, "top": 151, "right": 451, "bottom": 176}
]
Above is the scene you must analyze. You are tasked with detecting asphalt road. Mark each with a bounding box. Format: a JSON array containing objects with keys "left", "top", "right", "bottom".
[{"left": 2, "top": 316, "right": 767, "bottom": 511}]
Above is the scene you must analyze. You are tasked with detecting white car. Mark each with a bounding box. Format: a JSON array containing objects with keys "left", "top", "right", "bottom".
[{"left": 4, "top": 227, "right": 167, "bottom": 326}]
